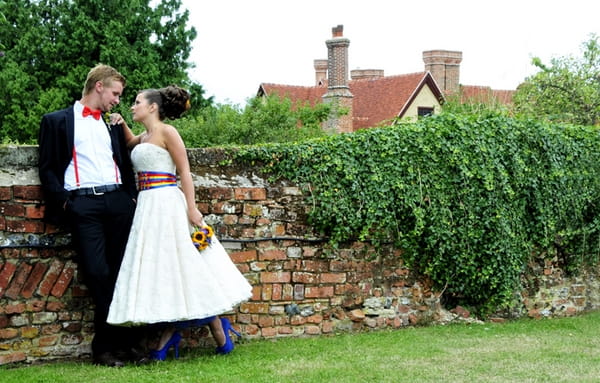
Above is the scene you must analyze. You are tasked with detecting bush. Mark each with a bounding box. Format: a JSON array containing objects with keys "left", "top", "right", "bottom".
[{"left": 236, "top": 113, "right": 600, "bottom": 315}]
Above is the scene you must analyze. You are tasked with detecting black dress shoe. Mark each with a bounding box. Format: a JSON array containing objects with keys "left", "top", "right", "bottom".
[
  {"left": 116, "top": 347, "right": 152, "bottom": 365},
  {"left": 93, "top": 352, "right": 125, "bottom": 367}
]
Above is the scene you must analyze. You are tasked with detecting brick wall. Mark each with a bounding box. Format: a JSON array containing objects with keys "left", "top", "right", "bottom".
[{"left": 1, "top": 145, "right": 600, "bottom": 365}]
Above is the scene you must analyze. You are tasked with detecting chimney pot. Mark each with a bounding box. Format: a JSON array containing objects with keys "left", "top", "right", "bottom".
[{"left": 332, "top": 25, "right": 344, "bottom": 38}]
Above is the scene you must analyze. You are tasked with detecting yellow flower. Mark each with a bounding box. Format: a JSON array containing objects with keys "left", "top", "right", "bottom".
[{"left": 191, "top": 225, "right": 214, "bottom": 252}]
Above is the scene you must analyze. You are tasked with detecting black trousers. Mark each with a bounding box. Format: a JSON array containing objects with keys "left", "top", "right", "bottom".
[{"left": 66, "top": 189, "right": 141, "bottom": 355}]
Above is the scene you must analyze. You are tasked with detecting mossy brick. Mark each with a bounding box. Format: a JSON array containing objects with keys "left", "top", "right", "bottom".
[{"left": 21, "top": 326, "right": 40, "bottom": 338}]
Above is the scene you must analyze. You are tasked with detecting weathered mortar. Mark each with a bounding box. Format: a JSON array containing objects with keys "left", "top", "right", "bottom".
[{"left": 1, "top": 145, "right": 599, "bottom": 365}]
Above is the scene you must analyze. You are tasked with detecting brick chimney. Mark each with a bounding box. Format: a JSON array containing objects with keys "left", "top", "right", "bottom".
[
  {"left": 423, "top": 50, "right": 463, "bottom": 94},
  {"left": 322, "top": 25, "right": 353, "bottom": 133}
]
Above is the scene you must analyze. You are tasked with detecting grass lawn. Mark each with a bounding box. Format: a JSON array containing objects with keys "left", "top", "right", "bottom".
[{"left": 2, "top": 311, "right": 600, "bottom": 383}]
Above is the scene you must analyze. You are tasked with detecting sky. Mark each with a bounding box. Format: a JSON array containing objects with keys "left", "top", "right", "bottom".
[{"left": 180, "top": 0, "right": 600, "bottom": 106}]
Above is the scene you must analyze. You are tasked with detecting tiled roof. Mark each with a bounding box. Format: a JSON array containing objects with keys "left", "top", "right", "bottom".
[
  {"left": 460, "top": 85, "right": 515, "bottom": 105},
  {"left": 258, "top": 72, "right": 445, "bottom": 130}
]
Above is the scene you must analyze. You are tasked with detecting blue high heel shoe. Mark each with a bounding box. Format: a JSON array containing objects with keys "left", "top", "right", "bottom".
[
  {"left": 216, "top": 317, "right": 241, "bottom": 355},
  {"left": 150, "top": 331, "right": 182, "bottom": 361}
]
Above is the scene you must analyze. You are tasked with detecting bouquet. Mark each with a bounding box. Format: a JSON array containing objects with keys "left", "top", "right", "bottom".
[{"left": 191, "top": 225, "right": 214, "bottom": 251}]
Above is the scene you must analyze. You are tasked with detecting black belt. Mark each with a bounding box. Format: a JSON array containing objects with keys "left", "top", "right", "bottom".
[{"left": 70, "top": 184, "right": 122, "bottom": 196}]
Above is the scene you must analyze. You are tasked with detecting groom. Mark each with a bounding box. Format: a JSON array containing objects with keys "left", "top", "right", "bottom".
[{"left": 38, "top": 64, "right": 146, "bottom": 366}]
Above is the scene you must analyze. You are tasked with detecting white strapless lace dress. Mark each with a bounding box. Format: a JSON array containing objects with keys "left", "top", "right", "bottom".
[{"left": 107, "top": 143, "right": 252, "bottom": 325}]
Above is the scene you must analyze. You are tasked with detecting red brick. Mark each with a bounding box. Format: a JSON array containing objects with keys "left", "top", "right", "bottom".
[
  {"left": 207, "top": 187, "right": 234, "bottom": 200},
  {"left": 0, "top": 202, "right": 24, "bottom": 217},
  {"left": 51, "top": 261, "right": 76, "bottom": 297},
  {"left": 21, "top": 262, "right": 49, "bottom": 298},
  {"left": 6, "top": 219, "right": 44, "bottom": 233},
  {"left": 302, "top": 260, "right": 329, "bottom": 273},
  {"left": 305, "top": 286, "right": 334, "bottom": 298},
  {"left": 278, "top": 326, "right": 293, "bottom": 334},
  {"left": 0, "top": 187, "right": 11, "bottom": 200},
  {"left": 260, "top": 271, "right": 291, "bottom": 283},
  {"left": 25, "top": 205, "right": 44, "bottom": 219},
  {"left": 0, "top": 315, "right": 8, "bottom": 328},
  {"left": 258, "top": 316, "right": 274, "bottom": 328},
  {"left": 0, "top": 328, "right": 18, "bottom": 339},
  {"left": 229, "top": 250, "right": 257, "bottom": 263},
  {"left": 290, "top": 315, "right": 306, "bottom": 325},
  {"left": 322, "top": 320, "right": 334, "bottom": 333},
  {"left": 234, "top": 187, "right": 267, "bottom": 200},
  {"left": 38, "top": 259, "right": 63, "bottom": 296},
  {"left": 241, "top": 227, "right": 256, "bottom": 237},
  {"left": 271, "top": 283, "right": 282, "bottom": 300},
  {"left": 260, "top": 327, "right": 278, "bottom": 337},
  {"left": 13, "top": 185, "right": 44, "bottom": 201},
  {"left": 0, "top": 215, "right": 5, "bottom": 230},
  {"left": 320, "top": 273, "right": 347, "bottom": 284},
  {"left": 239, "top": 302, "right": 270, "bottom": 314},
  {"left": 4, "top": 262, "right": 33, "bottom": 299},
  {"left": 0, "top": 351, "right": 27, "bottom": 365},
  {"left": 4, "top": 303, "right": 26, "bottom": 314},
  {"left": 27, "top": 300, "right": 46, "bottom": 312},
  {"left": 222, "top": 214, "right": 239, "bottom": 225},
  {"left": 39, "top": 335, "right": 59, "bottom": 347},
  {"left": 293, "top": 272, "right": 319, "bottom": 284},
  {"left": 259, "top": 249, "right": 286, "bottom": 261},
  {"left": 261, "top": 284, "right": 272, "bottom": 300},
  {"left": 0, "top": 262, "right": 17, "bottom": 298}
]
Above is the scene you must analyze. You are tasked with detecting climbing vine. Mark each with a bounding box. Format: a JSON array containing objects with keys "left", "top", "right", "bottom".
[{"left": 236, "top": 113, "right": 600, "bottom": 314}]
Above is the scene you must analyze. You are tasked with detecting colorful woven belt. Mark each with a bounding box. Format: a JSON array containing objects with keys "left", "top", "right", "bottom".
[{"left": 137, "top": 171, "right": 177, "bottom": 191}]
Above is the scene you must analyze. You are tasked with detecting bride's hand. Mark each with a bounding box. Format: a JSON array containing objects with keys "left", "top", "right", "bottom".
[
  {"left": 109, "top": 113, "right": 126, "bottom": 126},
  {"left": 188, "top": 208, "right": 205, "bottom": 227}
]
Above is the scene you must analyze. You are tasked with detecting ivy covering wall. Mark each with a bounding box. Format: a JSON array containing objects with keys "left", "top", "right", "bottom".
[{"left": 236, "top": 113, "right": 600, "bottom": 314}]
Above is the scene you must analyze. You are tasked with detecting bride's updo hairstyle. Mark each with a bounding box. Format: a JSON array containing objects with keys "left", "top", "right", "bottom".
[{"left": 141, "top": 85, "right": 191, "bottom": 121}]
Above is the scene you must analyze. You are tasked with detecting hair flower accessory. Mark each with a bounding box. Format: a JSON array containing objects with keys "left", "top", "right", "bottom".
[{"left": 191, "top": 225, "right": 214, "bottom": 251}]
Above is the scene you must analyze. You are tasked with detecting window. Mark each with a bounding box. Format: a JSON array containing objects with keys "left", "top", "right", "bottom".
[{"left": 417, "top": 107, "right": 434, "bottom": 118}]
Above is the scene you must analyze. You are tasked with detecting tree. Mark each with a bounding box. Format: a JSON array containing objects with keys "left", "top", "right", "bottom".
[
  {"left": 513, "top": 34, "right": 600, "bottom": 126},
  {"left": 0, "top": 0, "right": 210, "bottom": 143},
  {"left": 176, "top": 95, "right": 334, "bottom": 148}
]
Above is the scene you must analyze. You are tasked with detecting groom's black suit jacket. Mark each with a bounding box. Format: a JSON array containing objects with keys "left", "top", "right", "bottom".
[{"left": 38, "top": 106, "right": 138, "bottom": 225}]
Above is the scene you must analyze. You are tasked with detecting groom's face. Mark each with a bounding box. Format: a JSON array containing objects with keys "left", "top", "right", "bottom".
[{"left": 98, "top": 80, "right": 124, "bottom": 112}]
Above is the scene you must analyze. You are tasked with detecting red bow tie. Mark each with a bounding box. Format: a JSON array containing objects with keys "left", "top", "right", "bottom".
[{"left": 82, "top": 105, "right": 102, "bottom": 120}]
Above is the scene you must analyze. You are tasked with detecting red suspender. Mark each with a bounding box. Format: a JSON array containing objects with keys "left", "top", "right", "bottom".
[{"left": 72, "top": 145, "right": 80, "bottom": 187}]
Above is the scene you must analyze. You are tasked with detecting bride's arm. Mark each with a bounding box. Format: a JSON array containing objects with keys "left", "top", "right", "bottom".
[
  {"left": 164, "top": 125, "right": 204, "bottom": 227},
  {"left": 110, "top": 113, "right": 142, "bottom": 148}
]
